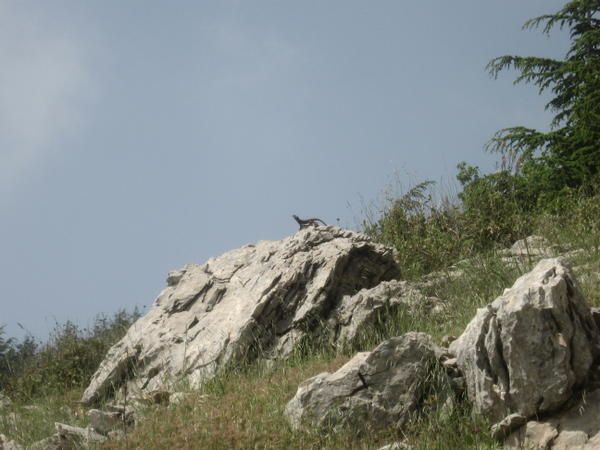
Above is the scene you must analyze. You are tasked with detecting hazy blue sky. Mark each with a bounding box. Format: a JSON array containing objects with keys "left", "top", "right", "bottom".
[{"left": 1, "top": 0, "right": 568, "bottom": 339}]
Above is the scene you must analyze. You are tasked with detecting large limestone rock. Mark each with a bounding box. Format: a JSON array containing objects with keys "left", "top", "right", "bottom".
[
  {"left": 285, "top": 332, "right": 442, "bottom": 431},
  {"left": 82, "top": 227, "right": 401, "bottom": 404},
  {"left": 449, "top": 258, "right": 600, "bottom": 422}
]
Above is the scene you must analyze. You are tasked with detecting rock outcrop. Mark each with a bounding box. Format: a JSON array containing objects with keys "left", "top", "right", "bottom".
[
  {"left": 449, "top": 258, "right": 600, "bottom": 423},
  {"left": 285, "top": 332, "right": 443, "bottom": 431},
  {"left": 82, "top": 227, "right": 401, "bottom": 404}
]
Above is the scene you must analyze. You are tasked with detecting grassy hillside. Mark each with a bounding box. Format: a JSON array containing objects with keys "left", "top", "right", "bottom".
[{"left": 1, "top": 188, "right": 598, "bottom": 449}]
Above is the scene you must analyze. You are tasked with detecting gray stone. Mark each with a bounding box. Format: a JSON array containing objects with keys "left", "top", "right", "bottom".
[
  {"left": 28, "top": 423, "right": 107, "bottom": 450},
  {"left": 505, "top": 388, "right": 600, "bottom": 449},
  {"left": 285, "top": 332, "right": 442, "bottom": 431},
  {"left": 450, "top": 258, "right": 600, "bottom": 422},
  {"left": 82, "top": 227, "right": 400, "bottom": 404},
  {"left": 504, "top": 421, "right": 559, "bottom": 450},
  {"left": 508, "top": 235, "right": 556, "bottom": 258},
  {"left": 335, "top": 280, "right": 442, "bottom": 347},
  {"left": 88, "top": 409, "right": 123, "bottom": 435},
  {"left": 0, "top": 434, "right": 23, "bottom": 450},
  {"left": 491, "top": 413, "right": 527, "bottom": 441},
  {"left": 55, "top": 422, "right": 107, "bottom": 444},
  {"left": 377, "top": 442, "right": 412, "bottom": 450}
]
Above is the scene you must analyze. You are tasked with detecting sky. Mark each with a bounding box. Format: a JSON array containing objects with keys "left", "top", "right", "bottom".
[{"left": 1, "top": 0, "right": 569, "bottom": 340}]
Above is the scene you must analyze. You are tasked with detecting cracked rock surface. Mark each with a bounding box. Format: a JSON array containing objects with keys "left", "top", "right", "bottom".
[
  {"left": 449, "top": 258, "right": 600, "bottom": 423},
  {"left": 284, "top": 332, "right": 442, "bottom": 431},
  {"left": 335, "top": 280, "right": 443, "bottom": 347},
  {"left": 82, "top": 227, "right": 401, "bottom": 405}
]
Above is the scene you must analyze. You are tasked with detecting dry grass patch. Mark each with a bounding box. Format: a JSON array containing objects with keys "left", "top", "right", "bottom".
[{"left": 103, "top": 355, "right": 409, "bottom": 450}]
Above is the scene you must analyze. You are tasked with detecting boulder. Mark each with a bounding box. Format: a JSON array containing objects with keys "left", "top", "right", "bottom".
[
  {"left": 335, "top": 280, "right": 442, "bottom": 347},
  {"left": 450, "top": 258, "right": 600, "bottom": 422},
  {"left": 285, "top": 332, "right": 442, "bottom": 431},
  {"left": 504, "top": 388, "right": 600, "bottom": 450},
  {"left": 82, "top": 227, "right": 401, "bottom": 404}
]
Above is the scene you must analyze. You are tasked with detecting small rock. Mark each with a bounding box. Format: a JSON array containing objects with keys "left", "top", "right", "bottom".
[
  {"left": 441, "top": 335, "right": 457, "bottom": 348},
  {"left": 450, "top": 258, "right": 600, "bottom": 422},
  {"left": 509, "top": 235, "right": 555, "bottom": 258},
  {"left": 0, "top": 434, "right": 24, "bottom": 450},
  {"left": 22, "top": 405, "right": 42, "bottom": 412},
  {"left": 88, "top": 409, "right": 124, "bottom": 435},
  {"left": 441, "top": 357, "right": 457, "bottom": 369},
  {"left": 504, "top": 421, "right": 558, "bottom": 450},
  {"left": 377, "top": 441, "right": 411, "bottom": 450},
  {"left": 504, "top": 388, "right": 600, "bottom": 449},
  {"left": 552, "top": 430, "right": 588, "bottom": 448},
  {"left": 491, "top": 413, "right": 527, "bottom": 441},
  {"left": 55, "top": 422, "right": 107, "bottom": 444},
  {"left": 104, "top": 403, "right": 126, "bottom": 414}
]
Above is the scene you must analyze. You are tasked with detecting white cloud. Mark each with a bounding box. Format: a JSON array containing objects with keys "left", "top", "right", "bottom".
[{"left": 0, "top": 1, "right": 94, "bottom": 201}]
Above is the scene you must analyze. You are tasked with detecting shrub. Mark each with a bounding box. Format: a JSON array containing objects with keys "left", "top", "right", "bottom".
[
  {"left": 363, "top": 181, "right": 467, "bottom": 278},
  {"left": 2, "top": 308, "right": 141, "bottom": 400}
]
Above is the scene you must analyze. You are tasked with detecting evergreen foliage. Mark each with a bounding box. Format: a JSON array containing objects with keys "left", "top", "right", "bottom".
[{"left": 486, "top": 0, "right": 600, "bottom": 197}]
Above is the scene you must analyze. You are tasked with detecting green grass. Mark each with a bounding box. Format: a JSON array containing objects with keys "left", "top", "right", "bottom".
[
  {"left": 102, "top": 357, "right": 499, "bottom": 450},
  {"left": 0, "top": 390, "right": 88, "bottom": 446}
]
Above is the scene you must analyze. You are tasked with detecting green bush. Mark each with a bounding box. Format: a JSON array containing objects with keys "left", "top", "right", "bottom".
[
  {"left": 2, "top": 308, "right": 141, "bottom": 400},
  {"left": 363, "top": 181, "right": 468, "bottom": 279},
  {"left": 457, "top": 163, "right": 535, "bottom": 248}
]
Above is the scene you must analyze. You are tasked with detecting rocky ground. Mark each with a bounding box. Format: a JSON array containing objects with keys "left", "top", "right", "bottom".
[{"left": 1, "top": 228, "right": 599, "bottom": 449}]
